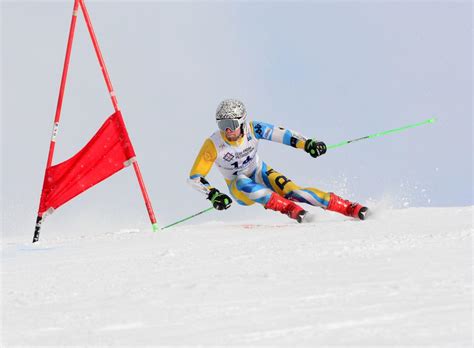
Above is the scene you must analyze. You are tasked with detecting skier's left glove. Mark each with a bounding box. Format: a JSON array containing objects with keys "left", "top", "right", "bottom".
[
  {"left": 208, "top": 188, "right": 232, "bottom": 210},
  {"left": 304, "top": 139, "right": 327, "bottom": 158}
]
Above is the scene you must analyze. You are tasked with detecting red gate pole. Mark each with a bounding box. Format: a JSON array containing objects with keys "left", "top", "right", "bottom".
[
  {"left": 79, "top": 0, "right": 159, "bottom": 231},
  {"left": 33, "top": 0, "right": 81, "bottom": 243}
]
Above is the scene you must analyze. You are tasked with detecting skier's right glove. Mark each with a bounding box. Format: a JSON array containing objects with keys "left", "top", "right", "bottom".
[
  {"left": 304, "top": 139, "right": 327, "bottom": 158},
  {"left": 208, "top": 188, "right": 232, "bottom": 210}
]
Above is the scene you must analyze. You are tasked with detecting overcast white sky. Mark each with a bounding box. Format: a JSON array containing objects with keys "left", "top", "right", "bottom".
[{"left": 1, "top": 1, "right": 472, "bottom": 238}]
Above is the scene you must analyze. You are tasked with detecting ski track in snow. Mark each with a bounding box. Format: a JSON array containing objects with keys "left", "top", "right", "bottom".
[{"left": 1, "top": 207, "right": 472, "bottom": 346}]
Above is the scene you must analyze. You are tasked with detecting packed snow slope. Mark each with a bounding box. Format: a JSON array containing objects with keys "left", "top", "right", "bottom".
[{"left": 2, "top": 206, "right": 472, "bottom": 346}]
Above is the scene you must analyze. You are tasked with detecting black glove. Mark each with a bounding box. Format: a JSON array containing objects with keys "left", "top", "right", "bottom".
[
  {"left": 304, "top": 139, "right": 327, "bottom": 158},
  {"left": 208, "top": 188, "right": 232, "bottom": 210}
]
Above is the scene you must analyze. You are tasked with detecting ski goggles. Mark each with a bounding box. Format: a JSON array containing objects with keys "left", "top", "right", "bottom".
[{"left": 217, "top": 118, "right": 244, "bottom": 132}]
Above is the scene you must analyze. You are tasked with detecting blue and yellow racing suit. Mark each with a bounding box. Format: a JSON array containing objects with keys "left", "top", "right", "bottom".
[{"left": 188, "top": 121, "right": 331, "bottom": 208}]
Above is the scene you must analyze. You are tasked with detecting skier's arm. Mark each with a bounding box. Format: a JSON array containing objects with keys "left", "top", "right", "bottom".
[
  {"left": 188, "top": 138, "right": 232, "bottom": 210},
  {"left": 249, "top": 120, "right": 308, "bottom": 148},
  {"left": 249, "top": 120, "right": 327, "bottom": 158},
  {"left": 188, "top": 138, "right": 218, "bottom": 196}
]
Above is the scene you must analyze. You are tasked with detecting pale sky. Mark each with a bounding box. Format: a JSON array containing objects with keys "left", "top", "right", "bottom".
[{"left": 1, "top": 1, "right": 472, "bottom": 238}]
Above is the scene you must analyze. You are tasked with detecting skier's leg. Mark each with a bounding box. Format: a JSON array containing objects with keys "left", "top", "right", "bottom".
[
  {"left": 227, "top": 174, "right": 273, "bottom": 206},
  {"left": 259, "top": 163, "right": 368, "bottom": 220},
  {"left": 228, "top": 173, "right": 306, "bottom": 222},
  {"left": 257, "top": 163, "right": 331, "bottom": 208}
]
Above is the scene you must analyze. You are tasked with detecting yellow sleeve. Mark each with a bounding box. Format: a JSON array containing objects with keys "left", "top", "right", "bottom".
[
  {"left": 188, "top": 138, "right": 218, "bottom": 196},
  {"left": 189, "top": 138, "right": 217, "bottom": 178}
]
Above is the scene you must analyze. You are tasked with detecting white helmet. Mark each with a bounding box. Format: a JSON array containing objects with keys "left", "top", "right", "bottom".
[{"left": 215, "top": 99, "right": 247, "bottom": 132}]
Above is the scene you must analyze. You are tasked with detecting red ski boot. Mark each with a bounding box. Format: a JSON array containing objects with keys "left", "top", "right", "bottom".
[
  {"left": 265, "top": 193, "right": 307, "bottom": 223},
  {"left": 326, "top": 193, "right": 368, "bottom": 220}
]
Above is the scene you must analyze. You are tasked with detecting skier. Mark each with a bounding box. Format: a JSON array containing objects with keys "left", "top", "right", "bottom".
[{"left": 188, "top": 99, "right": 368, "bottom": 223}]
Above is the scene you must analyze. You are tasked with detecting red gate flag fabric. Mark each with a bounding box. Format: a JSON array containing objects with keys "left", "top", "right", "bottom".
[{"left": 39, "top": 111, "right": 136, "bottom": 215}]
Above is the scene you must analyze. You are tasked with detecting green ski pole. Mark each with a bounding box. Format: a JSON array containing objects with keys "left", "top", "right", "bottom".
[
  {"left": 326, "top": 118, "right": 436, "bottom": 150},
  {"left": 161, "top": 207, "right": 214, "bottom": 230}
]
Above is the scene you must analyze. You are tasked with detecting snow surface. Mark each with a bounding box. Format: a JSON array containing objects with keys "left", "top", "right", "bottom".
[{"left": 2, "top": 206, "right": 473, "bottom": 346}]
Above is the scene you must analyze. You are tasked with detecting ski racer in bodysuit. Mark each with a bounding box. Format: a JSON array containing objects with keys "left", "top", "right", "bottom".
[{"left": 188, "top": 99, "right": 368, "bottom": 223}]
